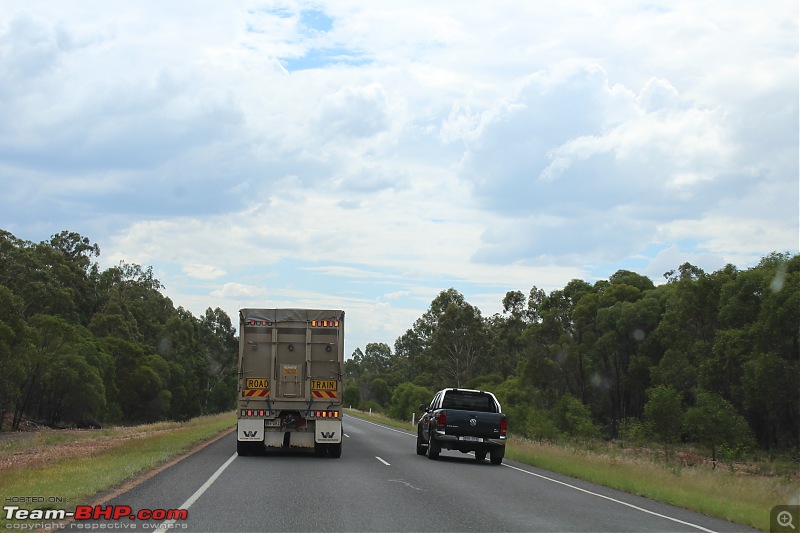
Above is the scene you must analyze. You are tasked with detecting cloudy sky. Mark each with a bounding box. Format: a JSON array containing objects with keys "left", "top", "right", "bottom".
[{"left": 1, "top": 1, "right": 797, "bottom": 355}]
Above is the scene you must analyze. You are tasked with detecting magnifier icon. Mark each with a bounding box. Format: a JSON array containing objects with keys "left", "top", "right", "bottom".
[{"left": 778, "top": 510, "right": 796, "bottom": 530}]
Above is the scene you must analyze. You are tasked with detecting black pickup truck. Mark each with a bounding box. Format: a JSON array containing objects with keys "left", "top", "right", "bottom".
[{"left": 416, "top": 388, "right": 507, "bottom": 464}]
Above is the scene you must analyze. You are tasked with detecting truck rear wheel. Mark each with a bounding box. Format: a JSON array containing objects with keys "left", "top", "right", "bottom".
[
  {"left": 315, "top": 441, "right": 342, "bottom": 458},
  {"left": 237, "top": 440, "right": 261, "bottom": 456},
  {"left": 329, "top": 442, "right": 342, "bottom": 458}
]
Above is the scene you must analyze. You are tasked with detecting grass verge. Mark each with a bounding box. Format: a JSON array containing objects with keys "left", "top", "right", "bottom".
[
  {"left": 0, "top": 412, "right": 235, "bottom": 528},
  {"left": 345, "top": 409, "right": 798, "bottom": 532}
]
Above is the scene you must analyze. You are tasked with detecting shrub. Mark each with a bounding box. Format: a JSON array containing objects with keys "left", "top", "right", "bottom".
[
  {"left": 389, "top": 382, "right": 432, "bottom": 421},
  {"left": 644, "top": 385, "right": 684, "bottom": 450},
  {"left": 342, "top": 384, "right": 360, "bottom": 408},
  {"left": 684, "top": 388, "right": 756, "bottom": 463},
  {"left": 618, "top": 417, "right": 647, "bottom": 446},
  {"left": 552, "top": 395, "right": 601, "bottom": 441}
]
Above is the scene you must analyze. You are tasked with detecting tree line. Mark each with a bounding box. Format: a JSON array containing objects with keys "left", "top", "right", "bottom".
[
  {"left": 345, "top": 253, "right": 799, "bottom": 459},
  {"left": 0, "top": 230, "right": 238, "bottom": 430},
  {"left": 2, "top": 228, "right": 796, "bottom": 460}
]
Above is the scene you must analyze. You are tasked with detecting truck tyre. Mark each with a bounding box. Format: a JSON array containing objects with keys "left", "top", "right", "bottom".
[
  {"left": 237, "top": 440, "right": 250, "bottom": 456},
  {"left": 475, "top": 451, "right": 487, "bottom": 461},
  {"left": 490, "top": 449, "right": 504, "bottom": 465},
  {"left": 427, "top": 434, "right": 440, "bottom": 460},
  {"left": 237, "top": 440, "right": 260, "bottom": 456},
  {"left": 329, "top": 442, "right": 342, "bottom": 458},
  {"left": 314, "top": 441, "right": 325, "bottom": 457},
  {"left": 416, "top": 430, "right": 427, "bottom": 455}
]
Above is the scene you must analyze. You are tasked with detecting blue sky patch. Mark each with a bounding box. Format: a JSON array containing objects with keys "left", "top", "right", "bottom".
[
  {"left": 300, "top": 8, "right": 334, "bottom": 33},
  {"left": 282, "top": 46, "right": 371, "bottom": 71}
]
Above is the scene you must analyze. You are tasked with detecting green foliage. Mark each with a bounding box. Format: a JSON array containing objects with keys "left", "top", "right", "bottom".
[
  {"left": 520, "top": 404, "right": 559, "bottom": 441},
  {"left": 360, "top": 400, "right": 382, "bottom": 413},
  {"left": 388, "top": 382, "right": 432, "bottom": 420},
  {"left": 644, "top": 385, "right": 684, "bottom": 448},
  {"left": 684, "top": 389, "right": 755, "bottom": 462},
  {"left": 369, "top": 378, "right": 391, "bottom": 406},
  {"left": 552, "top": 395, "right": 601, "bottom": 440},
  {"left": 466, "top": 373, "right": 505, "bottom": 391},
  {"left": 0, "top": 229, "right": 238, "bottom": 430},
  {"left": 342, "top": 384, "right": 361, "bottom": 408},
  {"left": 618, "top": 418, "right": 647, "bottom": 446}
]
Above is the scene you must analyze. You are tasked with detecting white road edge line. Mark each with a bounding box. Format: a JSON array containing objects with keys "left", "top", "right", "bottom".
[
  {"left": 346, "top": 416, "right": 714, "bottom": 532},
  {"left": 160, "top": 452, "right": 238, "bottom": 529},
  {"left": 502, "top": 463, "right": 716, "bottom": 533},
  {"left": 376, "top": 456, "right": 391, "bottom": 466}
]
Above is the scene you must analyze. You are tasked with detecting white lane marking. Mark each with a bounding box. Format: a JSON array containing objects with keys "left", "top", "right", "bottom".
[
  {"left": 348, "top": 415, "right": 714, "bottom": 531},
  {"left": 502, "top": 463, "right": 716, "bottom": 532},
  {"left": 376, "top": 456, "right": 391, "bottom": 466},
  {"left": 344, "top": 433, "right": 350, "bottom": 438},
  {"left": 344, "top": 415, "right": 415, "bottom": 436},
  {"left": 160, "top": 452, "right": 237, "bottom": 528}
]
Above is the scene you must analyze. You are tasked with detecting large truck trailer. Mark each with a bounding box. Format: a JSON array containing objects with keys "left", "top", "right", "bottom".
[{"left": 236, "top": 308, "right": 345, "bottom": 457}]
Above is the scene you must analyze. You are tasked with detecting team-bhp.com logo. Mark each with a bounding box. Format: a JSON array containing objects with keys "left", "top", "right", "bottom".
[{"left": 3, "top": 504, "right": 188, "bottom": 529}]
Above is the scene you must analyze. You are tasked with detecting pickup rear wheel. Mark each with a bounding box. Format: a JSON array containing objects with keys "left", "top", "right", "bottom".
[
  {"left": 416, "top": 429, "right": 426, "bottom": 455},
  {"left": 490, "top": 450, "right": 504, "bottom": 465},
  {"left": 426, "top": 434, "right": 440, "bottom": 460},
  {"left": 474, "top": 451, "right": 487, "bottom": 461}
]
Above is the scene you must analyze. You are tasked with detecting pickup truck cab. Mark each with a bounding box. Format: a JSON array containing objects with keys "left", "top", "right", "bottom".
[{"left": 417, "top": 388, "right": 507, "bottom": 464}]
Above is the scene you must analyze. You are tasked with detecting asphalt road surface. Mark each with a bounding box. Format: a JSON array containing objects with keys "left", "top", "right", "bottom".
[{"left": 69, "top": 415, "right": 757, "bottom": 532}]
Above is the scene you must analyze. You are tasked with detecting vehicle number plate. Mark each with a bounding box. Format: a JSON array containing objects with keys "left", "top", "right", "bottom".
[
  {"left": 459, "top": 436, "right": 483, "bottom": 442},
  {"left": 265, "top": 419, "right": 281, "bottom": 427}
]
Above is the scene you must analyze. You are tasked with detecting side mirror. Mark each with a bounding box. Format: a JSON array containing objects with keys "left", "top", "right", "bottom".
[{"left": 419, "top": 403, "right": 427, "bottom": 412}]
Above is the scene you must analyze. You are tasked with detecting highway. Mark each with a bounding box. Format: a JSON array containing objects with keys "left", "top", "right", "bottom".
[{"left": 82, "top": 415, "right": 756, "bottom": 532}]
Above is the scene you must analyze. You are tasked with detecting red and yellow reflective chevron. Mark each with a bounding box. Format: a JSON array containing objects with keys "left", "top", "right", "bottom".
[
  {"left": 312, "top": 390, "right": 337, "bottom": 398},
  {"left": 243, "top": 389, "right": 270, "bottom": 397}
]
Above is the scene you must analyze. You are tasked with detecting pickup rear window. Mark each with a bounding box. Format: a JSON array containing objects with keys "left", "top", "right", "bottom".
[{"left": 441, "top": 391, "right": 497, "bottom": 412}]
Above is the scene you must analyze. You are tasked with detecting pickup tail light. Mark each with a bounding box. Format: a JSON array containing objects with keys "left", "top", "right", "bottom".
[
  {"left": 436, "top": 412, "right": 447, "bottom": 430},
  {"left": 500, "top": 417, "right": 507, "bottom": 437}
]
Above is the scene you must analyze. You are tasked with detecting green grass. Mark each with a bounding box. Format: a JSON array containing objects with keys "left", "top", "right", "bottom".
[
  {"left": 0, "top": 412, "right": 235, "bottom": 527},
  {"left": 345, "top": 409, "right": 799, "bottom": 531}
]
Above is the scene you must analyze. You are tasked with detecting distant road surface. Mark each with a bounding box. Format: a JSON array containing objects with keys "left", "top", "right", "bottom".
[{"left": 85, "top": 415, "right": 756, "bottom": 532}]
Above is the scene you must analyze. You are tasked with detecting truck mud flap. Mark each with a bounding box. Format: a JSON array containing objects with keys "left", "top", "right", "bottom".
[
  {"left": 315, "top": 419, "right": 342, "bottom": 443},
  {"left": 238, "top": 419, "right": 263, "bottom": 441}
]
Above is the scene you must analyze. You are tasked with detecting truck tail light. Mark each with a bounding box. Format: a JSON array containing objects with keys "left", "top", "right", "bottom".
[
  {"left": 500, "top": 417, "right": 507, "bottom": 436},
  {"left": 436, "top": 412, "right": 446, "bottom": 429},
  {"left": 311, "top": 320, "right": 339, "bottom": 327},
  {"left": 241, "top": 409, "right": 268, "bottom": 417}
]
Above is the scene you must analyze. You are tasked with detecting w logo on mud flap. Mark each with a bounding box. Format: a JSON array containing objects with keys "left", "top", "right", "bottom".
[
  {"left": 243, "top": 430, "right": 258, "bottom": 438},
  {"left": 321, "top": 431, "right": 336, "bottom": 439}
]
